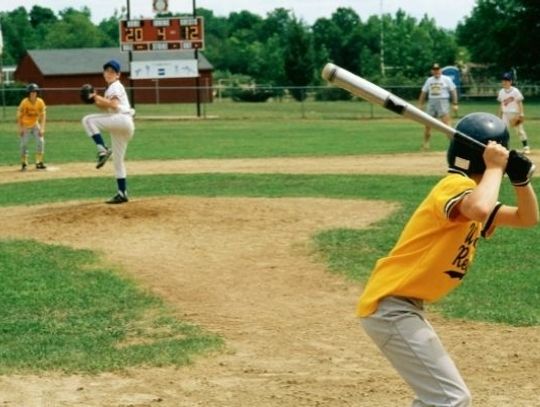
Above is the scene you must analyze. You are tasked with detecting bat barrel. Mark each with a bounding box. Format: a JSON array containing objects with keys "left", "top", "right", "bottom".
[{"left": 322, "top": 63, "right": 389, "bottom": 107}]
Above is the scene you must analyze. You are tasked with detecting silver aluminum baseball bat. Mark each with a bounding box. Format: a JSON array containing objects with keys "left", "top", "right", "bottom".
[{"left": 321, "top": 63, "right": 485, "bottom": 152}]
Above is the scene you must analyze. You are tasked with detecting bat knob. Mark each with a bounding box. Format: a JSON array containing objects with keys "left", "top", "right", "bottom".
[{"left": 321, "top": 63, "right": 338, "bottom": 82}]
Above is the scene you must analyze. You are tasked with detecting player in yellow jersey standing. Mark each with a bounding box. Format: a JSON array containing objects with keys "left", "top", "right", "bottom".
[
  {"left": 358, "top": 113, "right": 538, "bottom": 406},
  {"left": 17, "top": 83, "right": 47, "bottom": 171}
]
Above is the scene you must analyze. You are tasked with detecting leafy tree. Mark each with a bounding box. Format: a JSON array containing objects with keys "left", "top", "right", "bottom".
[
  {"left": 1, "top": 7, "right": 37, "bottom": 64},
  {"left": 29, "top": 5, "right": 57, "bottom": 28},
  {"left": 98, "top": 10, "right": 125, "bottom": 47},
  {"left": 228, "top": 10, "right": 263, "bottom": 43},
  {"left": 284, "top": 18, "right": 314, "bottom": 101},
  {"left": 312, "top": 8, "right": 362, "bottom": 73},
  {"left": 457, "top": 0, "right": 540, "bottom": 79},
  {"left": 43, "top": 8, "right": 112, "bottom": 48}
]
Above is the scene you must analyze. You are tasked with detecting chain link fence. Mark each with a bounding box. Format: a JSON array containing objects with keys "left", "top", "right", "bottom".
[{"left": 2, "top": 84, "right": 540, "bottom": 121}]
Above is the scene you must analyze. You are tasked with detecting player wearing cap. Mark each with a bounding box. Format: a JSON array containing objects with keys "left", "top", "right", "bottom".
[
  {"left": 81, "top": 59, "right": 135, "bottom": 204},
  {"left": 358, "top": 113, "right": 538, "bottom": 406},
  {"left": 497, "top": 72, "right": 531, "bottom": 154},
  {"left": 17, "top": 83, "right": 47, "bottom": 171},
  {"left": 418, "top": 63, "right": 459, "bottom": 151}
]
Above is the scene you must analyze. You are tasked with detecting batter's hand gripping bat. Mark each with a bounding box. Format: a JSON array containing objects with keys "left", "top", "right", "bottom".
[{"left": 321, "top": 63, "right": 484, "bottom": 152}]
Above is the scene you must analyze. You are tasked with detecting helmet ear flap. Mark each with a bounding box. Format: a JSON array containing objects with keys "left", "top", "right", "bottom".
[
  {"left": 447, "top": 113, "right": 509, "bottom": 175},
  {"left": 447, "top": 137, "right": 485, "bottom": 174}
]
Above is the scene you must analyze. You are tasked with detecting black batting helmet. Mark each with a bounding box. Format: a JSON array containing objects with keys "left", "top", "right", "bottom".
[
  {"left": 26, "top": 83, "right": 40, "bottom": 94},
  {"left": 447, "top": 112, "right": 509, "bottom": 175}
]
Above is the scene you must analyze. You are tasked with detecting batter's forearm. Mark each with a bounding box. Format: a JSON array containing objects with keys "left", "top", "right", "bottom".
[
  {"left": 513, "top": 184, "right": 539, "bottom": 226},
  {"left": 461, "top": 169, "right": 504, "bottom": 221}
]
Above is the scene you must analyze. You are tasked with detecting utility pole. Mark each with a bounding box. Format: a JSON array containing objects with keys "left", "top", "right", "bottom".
[
  {"left": 379, "top": 0, "right": 386, "bottom": 77},
  {"left": 126, "top": 0, "right": 135, "bottom": 107},
  {"left": 0, "top": 21, "right": 5, "bottom": 119},
  {"left": 193, "top": 0, "right": 201, "bottom": 117}
]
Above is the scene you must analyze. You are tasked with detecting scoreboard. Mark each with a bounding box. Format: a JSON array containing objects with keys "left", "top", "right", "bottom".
[{"left": 119, "top": 17, "right": 204, "bottom": 52}]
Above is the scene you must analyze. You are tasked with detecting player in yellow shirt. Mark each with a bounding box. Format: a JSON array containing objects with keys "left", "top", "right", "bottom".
[
  {"left": 17, "top": 83, "right": 47, "bottom": 171},
  {"left": 358, "top": 113, "right": 538, "bottom": 406}
]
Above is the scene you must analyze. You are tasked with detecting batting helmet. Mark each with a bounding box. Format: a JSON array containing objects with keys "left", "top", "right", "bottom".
[
  {"left": 447, "top": 112, "right": 509, "bottom": 175},
  {"left": 26, "top": 83, "right": 40, "bottom": 94}
]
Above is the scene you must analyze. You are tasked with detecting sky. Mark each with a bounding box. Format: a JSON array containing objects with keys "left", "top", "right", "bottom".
[{"left": 5, "top": 0, "right": 477, "bottom": 30}]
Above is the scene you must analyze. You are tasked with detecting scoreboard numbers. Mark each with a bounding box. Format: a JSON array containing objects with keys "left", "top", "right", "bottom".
[{"left": 119, "top": 17, "right": 204, "bottom": 52}]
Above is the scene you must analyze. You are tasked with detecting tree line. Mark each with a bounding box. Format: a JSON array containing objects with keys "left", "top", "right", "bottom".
[{"left": 0, "top": 1, "right": 538, "bottom": 99}]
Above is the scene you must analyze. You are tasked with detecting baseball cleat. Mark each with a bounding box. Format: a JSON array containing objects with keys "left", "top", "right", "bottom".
[
  {"left": 96, "top": 149, "right": 112, "bottom": 169},
  {"left": 523, "top": 146, "right": 531, "bottom": 155},
  {"left": 36, "top": 162, "right": 47, "bottom": 170},
  {"left": 21, "top": 163, "right": 28, "bottom": 172},
  {"left": 106, "top": 193, "right": 128, "bottom": 204}
]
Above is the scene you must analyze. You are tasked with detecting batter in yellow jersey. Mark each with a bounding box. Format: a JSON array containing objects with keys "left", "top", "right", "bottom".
[
  {"left": 17, "top": 83, "right": 47, "bottom": 171},
  {"left": 358, "top": 112, "right": 538, "bottom": 407},
  {"left": 358, "top": 172, "right": 479, "bottom": 317}
]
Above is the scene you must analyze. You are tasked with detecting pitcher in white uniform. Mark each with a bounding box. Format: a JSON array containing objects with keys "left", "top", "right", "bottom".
[
  {"left": 82, "top": 59, "right": 135, "bottom": 204},
  {"left": 497, "top": 72, "right": 530, "bottom": 154}
]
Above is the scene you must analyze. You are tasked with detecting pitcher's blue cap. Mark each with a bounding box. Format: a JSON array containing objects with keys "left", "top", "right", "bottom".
[
  {"left": 103, "top": 59, "right": 121, "bottom": 73},
  {"left": 502, "top": 72, "right": 513, "bottom": 81}
]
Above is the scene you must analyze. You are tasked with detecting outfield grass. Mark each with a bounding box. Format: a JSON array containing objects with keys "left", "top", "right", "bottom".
[
  {"left": 2, "top": 98, "right": 540, "bottom": 123},
  {"left": 1, "top": 103, "right": 539, "bottom": 165},
  {"left": 0, "top": 101, "right": 538, "bottom": 373}
]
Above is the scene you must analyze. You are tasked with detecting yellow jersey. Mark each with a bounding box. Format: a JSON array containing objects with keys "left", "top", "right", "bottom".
[
  {"left": 358, "top": 172, "right": 481, "bottom": 317},
  {"left": 17, "top": 97, "right": 46, "bottom": 128}
]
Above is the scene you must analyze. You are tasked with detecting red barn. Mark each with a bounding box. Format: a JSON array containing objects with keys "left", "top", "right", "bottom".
[{"left": 14, "top": 47, "right": 213, "bottom": 105}]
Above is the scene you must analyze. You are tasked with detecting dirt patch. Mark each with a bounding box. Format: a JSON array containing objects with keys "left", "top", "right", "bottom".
[
  {"left": 0, "top": 156, "right": 539, "bottom": 406},
  {"left": 0, "top": 152, "right": 454, "bottom": 185}
]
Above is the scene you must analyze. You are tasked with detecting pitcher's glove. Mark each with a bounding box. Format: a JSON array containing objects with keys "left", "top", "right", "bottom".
[
  {"left": 506, "top": 150, "right": 535, "bottom": 186},
  {"left": 80, "top": 84, "right": 95, "bottom": 104},
  {"left": 511, "top": 115, "right": 524, "bottom": 126}
]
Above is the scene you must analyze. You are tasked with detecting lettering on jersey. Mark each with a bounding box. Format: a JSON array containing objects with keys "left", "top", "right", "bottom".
[
  {"left": 430, "top": 82, "right": 442, "bottom": 96},
  {"left": 446, "top": 223, "right": 479, "bottom": 279},
  {"left": 503, "top": 96, "right": 515, "bottom": 106},
  {"left": 444, "top": 270, "right": 465, "bottom": 279}
]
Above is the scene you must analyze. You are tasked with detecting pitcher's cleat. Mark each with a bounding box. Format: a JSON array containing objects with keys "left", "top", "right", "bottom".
[
  {"left": 106, "top": 193, "right": 128, "bottom": 204},
  {"left": 21, "top": 163, "right": 28, "bottom": 172},
  {"left": 96, "top": 148, "right": 112, "bottom": 169},
  {"left": 523, "top": 146, "right": 531, "bottom": 155},
  {"left": 35, "top": 162, "right": 47, "bottom": 170}
]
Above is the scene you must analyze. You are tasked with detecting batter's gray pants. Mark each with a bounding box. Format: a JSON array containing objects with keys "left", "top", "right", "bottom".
[{"left": 361, "top": 296, "right": 471, "bottom": 406}]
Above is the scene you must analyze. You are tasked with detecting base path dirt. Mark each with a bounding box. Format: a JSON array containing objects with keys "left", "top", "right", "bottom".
[
  {"left": 0, "top": 153, "right": 453, "bottom": 185},
  {"left": 0, "top": 154, "right": 539, "bottom": 406}
]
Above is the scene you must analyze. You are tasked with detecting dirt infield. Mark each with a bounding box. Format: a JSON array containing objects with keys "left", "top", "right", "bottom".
[{"left": 0, "top": 154, "right": 539, "bottom": 407}]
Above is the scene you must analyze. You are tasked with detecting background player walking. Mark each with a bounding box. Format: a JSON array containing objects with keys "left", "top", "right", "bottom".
[
  {"left": 358, "top": 113, "right": 538, "bottom": 406},
  {"left": 497, "top": 72, "right": 531, "bottom": 154},
  {"left": 81, "top": 59, "right": 135, "bottom": 204},
  {"left": 418, "top": 63, "right": 459, "bottom": 151},
  {"left": 17, "top": 83, "right": 47, "bottom": 171}
]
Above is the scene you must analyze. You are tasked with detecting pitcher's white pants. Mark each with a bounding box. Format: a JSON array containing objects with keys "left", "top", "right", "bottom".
[{"left": 82, "top": 113, "right": 134, "bottom": 178}]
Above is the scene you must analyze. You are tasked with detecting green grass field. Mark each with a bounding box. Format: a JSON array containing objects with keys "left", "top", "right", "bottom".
[{"left": 1, "top": 100, "right": 538, "bottom": 373}]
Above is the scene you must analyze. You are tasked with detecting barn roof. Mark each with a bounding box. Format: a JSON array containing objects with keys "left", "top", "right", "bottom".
[{"left": 27, "top": 48, "right": 213, "bottom": 75}]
